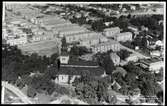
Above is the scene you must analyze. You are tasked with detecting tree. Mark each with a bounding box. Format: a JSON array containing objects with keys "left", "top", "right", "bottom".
[
  {"left": 102, "top": 55, "right": 115, "bottom": 75},
  {"left": 91, "top": 20, "right": 105, "bottom": 32},
  {"left": 27, "top": 86, "right": 37, "bottom": 98},
  {"left": 70, "top": 46, "right": 90, "bottom": 56},
  {"left": 50, "top": 53, "right": 59, "bottom": 64},
  {"left": 117, "top": 49, "right": 132, "bottom": 60}
]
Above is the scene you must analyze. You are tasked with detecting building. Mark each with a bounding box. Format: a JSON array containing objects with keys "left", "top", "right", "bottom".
[
  {"left": 79, "top": 53, "right": 94, "bottom": 61},
  {"left": 6, "top": 36, "right": 28, "bottom": 46},
  {"left": 103, "top": 27, "right": 121, "bottom": 37},
  {"left": 114, "top": 32, "right": 132, "bottom": 42},
  {"left": 138, "top": 58, "right": 164, "bottom": 73},
  {"left": 91, "top": 40, "right": 120, "bottom": 53},
  {"left": 79, "top": 34, "right": 108, "bottom": 47},
  {"left": 65, "top": 31, "right": 99, "bottom": 43},
  {"left": 55, "top": 66, "right": 105, "bottom": 84},
  {"left": 128, "top": 26, "right": 138, "bottom": 32},
  {"left": 58, "top": 28, "right": 88, "bottom": 38},
  {"left": 110, "top": 53, "right": 120, "bottom": 66},
  {"left": 150, "top": 50, "right": 161, "bottom": 57},
  {"left": 31, "top": 31, "right": 55, "bottom": 42},
  {"left": 125, "top": 53, "right": 139, "bottom": 62}
]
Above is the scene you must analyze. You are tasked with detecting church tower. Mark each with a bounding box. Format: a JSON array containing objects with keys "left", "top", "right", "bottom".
[{"left": 59, "top": 37, "right": 69, "bottom": 64}]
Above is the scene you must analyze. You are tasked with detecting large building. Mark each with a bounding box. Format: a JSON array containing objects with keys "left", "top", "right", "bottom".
[
  {"left": 114, "top": 32, "right": 133, "bottom": 42},
  {"left": 91, "top": 40, "right": 120, "bottom": 53},
  {"left": 79, "top": 34, "right": 108, "bottom": 47},
  {"left": 103, "top": 27, "right": 121, "bottom": 37},
  {"left": 137, "top": 57, "right": 163, "bottom": 73},
  {"left": 6, "top": 35, "right": 28, "bottom": 46}
]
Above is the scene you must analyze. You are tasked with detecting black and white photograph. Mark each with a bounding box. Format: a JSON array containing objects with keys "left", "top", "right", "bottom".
[{"left": 1, "top": 1, "right": 165, "bottom": 105}]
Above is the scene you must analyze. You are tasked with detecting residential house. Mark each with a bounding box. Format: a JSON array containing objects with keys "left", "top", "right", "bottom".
[
  {"left": 125, "top": 53, "right": 139, "bottom": 62},
  {"left": 138, "top": 58, "right": 164, "bottom": 73},
  {"left": 114, "top": 32, "right": 133, "bottom": 42},
  {"left": 150, "top": 50, "right": 161, "bottom": 57},
  {"left": 103, "top": 27, "right": 121, "bottom": 37},
  {"left": 91, "top": 40, "right": 120, "bottom": 53},
  {"left": 110, "top": 53, "right": 120, "bottom": 66}
]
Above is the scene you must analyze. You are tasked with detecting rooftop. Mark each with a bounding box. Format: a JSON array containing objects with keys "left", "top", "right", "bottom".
[{"left": 140, "top": 57, "right": 163, "bottom": 65}]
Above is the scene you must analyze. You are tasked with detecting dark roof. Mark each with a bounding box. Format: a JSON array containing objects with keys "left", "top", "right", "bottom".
[
  {"left": 57, "top": 66, "right": 105, "bottom": 76},
  {"left": 61, "top": 58, "right": 98, "bottom": 66}
]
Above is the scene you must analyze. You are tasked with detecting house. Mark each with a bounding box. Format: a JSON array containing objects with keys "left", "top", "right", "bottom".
[
  {"left": 79, "top": 53, "right": 94, "bottom": 61},
  {"left": 150, "top": 50, "right": 161, "bottom": 57},
  {"left": 114, "top": 32, "right": 133, "bottom": 42},
  {"left": 138, "top": 58, "right": 164, "bottom": 73},
  {"left": 128, "top": 25, "right": 138, "bottom": 32},
  {"left": 125, "top": 53, "right": 139, "bottom": 62},
  {"left": 103, "top": 27, "right": 120, "bottom": 37},
  {"left": 110, "top": 53, "right": 120, "bottom": 66},
  {"left": 155, "top": 40, "right": 163, "bottom": 47},
  {"left": 91, "top": 40, "right": 120, "bottom": 53}
]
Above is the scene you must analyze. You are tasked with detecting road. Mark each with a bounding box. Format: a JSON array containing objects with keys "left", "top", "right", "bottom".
[{"left": 2, "top": 81, "right": 33, "bottom": 104}]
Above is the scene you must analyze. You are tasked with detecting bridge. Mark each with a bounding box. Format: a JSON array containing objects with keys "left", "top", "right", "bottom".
[{"left": 1, "top": 81, "right": 34, "bottom": 104}]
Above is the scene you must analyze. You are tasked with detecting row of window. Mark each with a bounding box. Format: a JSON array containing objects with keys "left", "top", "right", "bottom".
[{"left": 93, "top": 44, "right": 120, "bottom": 53}]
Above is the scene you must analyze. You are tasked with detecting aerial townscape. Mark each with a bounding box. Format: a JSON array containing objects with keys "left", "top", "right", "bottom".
[{"left": 2, "top": 2, "right": 165, "bottom": 105}]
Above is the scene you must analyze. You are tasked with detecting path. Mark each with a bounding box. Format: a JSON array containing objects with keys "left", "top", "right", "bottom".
[{"left": 2, "top": 81, "right": 33, "bottom": 104}]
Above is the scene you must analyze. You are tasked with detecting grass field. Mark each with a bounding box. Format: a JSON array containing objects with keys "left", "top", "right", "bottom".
[{"left": 18, "top": 39, "right": 61, "bottom": 57}]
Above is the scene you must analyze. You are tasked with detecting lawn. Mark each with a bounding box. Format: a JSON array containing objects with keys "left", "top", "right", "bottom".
[{"left": 18, "top": 39, "right": 60, "bottom": 57}]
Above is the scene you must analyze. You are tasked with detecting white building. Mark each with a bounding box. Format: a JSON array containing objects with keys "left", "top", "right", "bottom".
[
  {"left": 91, "top": 40, "right": 120, "bottom": 53},
  {"left": 150, "top": 50, "right": 161, "bottom": 57},
  {"left": 79, "top": 34, "right": 108, "bottom": 47},
  {"left": 139, "top": 58, "right": 164, "bottom": 73},
  {"left": 103, "top": 27, "right": 121, "bottom": 37},
  {"left": 110, "top": 53, "right": 120, "bottom": 66},
  {"left": 6, "top": 36, "right": 28, "bottom": 46},
  {"left": 59, "top": 55, "right": 70, "bottom": 64},
  {"left": 114, "top": 32, "right": 132, "bottom": 42},
  {"left": 125, "top": 53, "right": 139, "bottom": 62}
]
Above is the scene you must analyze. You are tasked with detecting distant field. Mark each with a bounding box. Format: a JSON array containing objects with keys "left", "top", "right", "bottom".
[{"left": 18, "top": 39, "right": 60, "bottom": 57}]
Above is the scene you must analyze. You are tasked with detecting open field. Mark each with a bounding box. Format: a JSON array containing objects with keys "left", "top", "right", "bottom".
[{"left": 18, "top": 38, "right": 60, "bottom": 57}]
